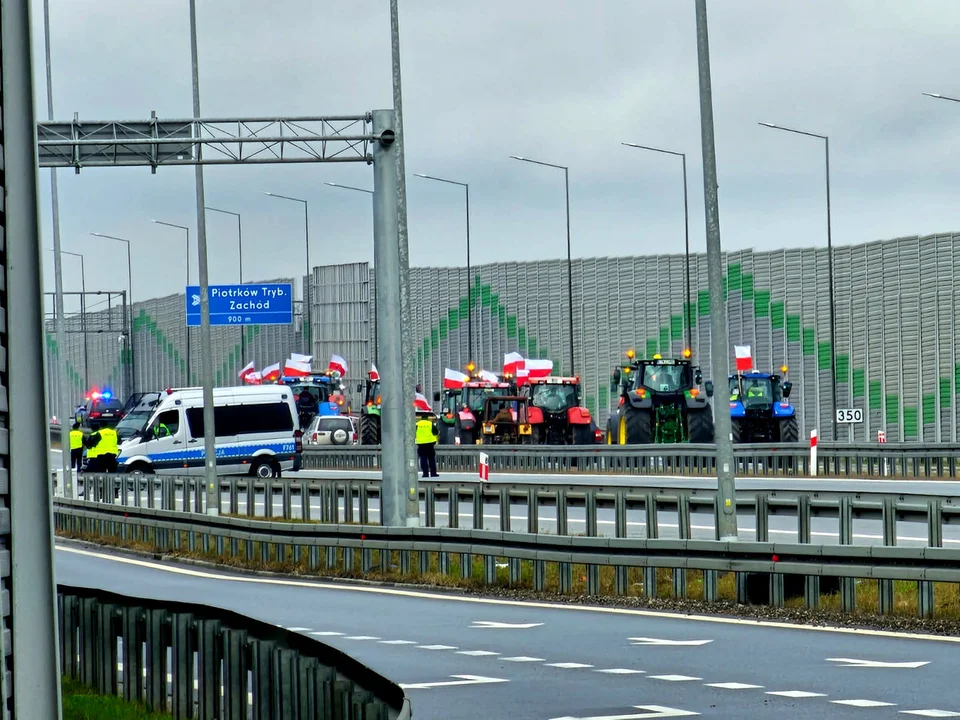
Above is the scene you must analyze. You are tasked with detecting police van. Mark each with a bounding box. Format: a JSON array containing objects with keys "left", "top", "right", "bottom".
[{"left": 117, "top": 385, "right": 302, "bottom": 477}]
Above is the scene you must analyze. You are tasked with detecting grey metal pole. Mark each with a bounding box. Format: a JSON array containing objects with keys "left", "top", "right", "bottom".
[
  {"left": 264, "top": 192, "right": 311, "bottom": 354},
  {"left": 5, "top": 0, "right": 63, "bottom": 713},
  {"left": 42, "top": 0, "right": 74, "bottom": 496},
  {"left": 59, "top": 249, "right": 89, "bottom": 388},
  {"left": 694, "top": 0, "right": 738, "bottom": 541},
  {"left": 372, "top": 109, "right": 405, "bottom": 527},
  {"left": 188, "top": 0, "right": 219, "bottom": 516},
  {"left": 152, "top": 219, "right": 191, "bottom": 383},
  {"left": 123, "top": 240, "right": 134, "bottom": 393},
  {"left": 205, "top": 207, "right": 245, "bottom": 363},
  {"left": 389, "top": 0, "right": 420, "bottom": 525},
  {"left": 413, "top": 173, "right": 473, "bottom": 360},
  {"left": 564, "top": 166, "right": 575, "bottom": 375}
]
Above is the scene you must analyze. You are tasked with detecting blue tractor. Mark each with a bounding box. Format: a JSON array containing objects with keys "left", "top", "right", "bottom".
[
  {"left": 279, "top": 373, "right": 346, "bottom": 428},
  {"left": 728, "top": 370, "right": 798, "bottom": 443}
]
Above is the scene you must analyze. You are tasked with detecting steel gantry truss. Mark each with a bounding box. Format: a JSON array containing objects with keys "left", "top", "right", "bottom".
[{"left": 37, "top": 113, "right": 375, "bottom": 170}]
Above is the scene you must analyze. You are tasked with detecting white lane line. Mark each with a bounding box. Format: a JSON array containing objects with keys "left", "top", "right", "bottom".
[
  {"left": 308, "top": 631, "right": 343, "bottom": 636},
  {"left": 650, "top": 675, "right": 702, "bottom": 682},
  {"left": 766, "top": 690, "right": 827, "bottom": 698},
  {"left": 456, "top": 650, "right": 500, "bottom": 656},
  {"left": 344, "top": 635, "right": 380, "bottom": 641},
  {"left": 417, "top": 644, "right": 458, "bottom": 651},
  {"left": 56, "top": 545, "right": 960, "bottom": 644},
  {"left": 502, "top": 656, "right": 545, "bottom": 662},
  {"left": 594, "top": 668, "right": 645, "bottom": 675},
  {"left": 706, "top": 682, "right": 764, "bottom": 690},
  {"left": 546, "top": 662, "right": 593, "bottom": 669},
  {"left": 399, "top": 674, "right": 509, "bottom": 690},
  {"left": 831, "top": 700, "right": 897, "bottom": 708},
  {"left": 900, "top": 711, "right": 960, "bottom": 718},
  {"left": 285, "top": 626, "right": 312, "bottom": 632},
  {"left": 379, "top": 639, "right": 418, "bottom": 645}
]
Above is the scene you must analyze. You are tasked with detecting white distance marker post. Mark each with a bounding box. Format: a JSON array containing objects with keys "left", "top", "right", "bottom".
[
  {"left": 809, "top": 429, "right": 818, "bottom": 477},
  {"left": 479, "top": 452, "right": 489, "bottom": 482}
]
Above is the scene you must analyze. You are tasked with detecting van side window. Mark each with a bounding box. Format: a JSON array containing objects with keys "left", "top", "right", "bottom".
[
  {"left": 185, "top": 402, "right": 293, "bottom": 438},
  {"left": 151, "top": 410, "right": 179, "bottom": 438}
]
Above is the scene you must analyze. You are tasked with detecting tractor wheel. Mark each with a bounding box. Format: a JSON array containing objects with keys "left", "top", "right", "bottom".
[
  {"left": 573, "top": 424, "right": 594, "bottom": 446},
  {"left": 605, "top": 418, "right": 615, "bottom": 444},
  {"left": 687, "top": 407, "right": 715, "bottom": 443},
  {"left": 779, "top": 416, "right": 800, "bottom": 443},
  {"left": 730, "top": 417, "right": 744, "bottom": 444},
  {"left": 618, "top": 406, "right": 653, "bottom": 444},
  {"left": 358, "top": 413, "right": 381, "bottom": 445},
  {"left": 457, "top": 427, "right": 477, "bottom": 446}
]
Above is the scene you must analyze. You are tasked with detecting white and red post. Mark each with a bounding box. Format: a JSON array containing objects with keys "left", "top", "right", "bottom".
[
  {"left": 479, "top": 452, "right": 489, "bottom": 481},
  {"left": 809, "top": 428, "right": 818, "bottom": 477}
]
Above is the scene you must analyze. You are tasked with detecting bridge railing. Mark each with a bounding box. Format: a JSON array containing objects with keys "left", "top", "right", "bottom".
[{"left": 57, "top": 583, "right": 411, "bottom": 719}]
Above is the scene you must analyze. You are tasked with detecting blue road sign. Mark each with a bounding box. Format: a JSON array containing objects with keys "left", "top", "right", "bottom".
[{"left": 185, "top": 283, "right": 293, "bottom": 327}]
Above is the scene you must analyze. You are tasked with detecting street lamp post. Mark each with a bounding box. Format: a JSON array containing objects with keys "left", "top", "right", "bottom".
[
  {"left": 621, "top": 143, "right": 694, "bottom": 352},
  {"left": 759, "top": 121, "right": 839, "bottom": 441},
  {"left": 265, "top": 192, "right": 311, "bottom": 354},
  {"left": 204, "top": 206, "right": 245, "bottom": 362},
  {"left": 90, "top": 232, "right": 135, "bottom": 394},
  {"left": 414, "top": 173, "right": 473, "bottom": 361},
  {"left": 509, "top": 155, "right": 575, "bottom": 374},
  {"left": 324, "top": 182, "right": 378, "bottom": 364},
  {"left": 47, "top": 248, "right": 88, "bottom": 388},
  {"left": 152, "top": 219, "right": 191, "bottom": 382}
]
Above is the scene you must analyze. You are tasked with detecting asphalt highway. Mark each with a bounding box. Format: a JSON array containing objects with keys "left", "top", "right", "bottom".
[{"left": 56, "top": 543, "right": 960, "bottom": 719}]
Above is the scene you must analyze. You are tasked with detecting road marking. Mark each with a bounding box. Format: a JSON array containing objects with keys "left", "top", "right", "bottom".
[
  {"left": 594, "top": 669, "right": 645, "bottom": 675},
  {"left": 546, "top": 662, "right": 594, "bottom": 669},
  {"left": 399, "top": 674, "right": 508, "bottom": 690},
  {"left": 765, "top": 690, "right": 827, "bottom": 698},
  {"left": 417, "top": 644, "right": 458, "bottom": 651},
  {"left": 629, "top": 637, "right": 713, "bottom": 646},
  {"left": 285, "top": 626, "right": 312, "bottom": 632},
  {"left": 344, "top": 635, "right": 380, "bottom": 641},
  {"left": 456, "top": 650, "right": 499, "bottom": 656},
  {"left": 900, "top": 711, "right": 960, "bottom": 717},
  {"left": 308, "top": 631, "right": 343, "bottom": 636},
  {"left": 470, "top": 620, "right": 544, "bottom": 629},
  {"left": 831, "top": 699, "right": 897, "bottom": 708},
  {"left": 649, "top": 674, "right": 702, "bottom": 682},
  {"left": 549, "top": 705, "right": 699, "bottom": 719},
  {"left": 56, "top": 545, "right": 960, "bottom": 644},
  {"left": 705, "top": 682, "right": 763, "bottom": 690},
  {"left": 827, "top": 657, "right": 930, "bottom": 669},
  {"left": 502, "top": 656, "right": 545, "bottom": 662},
  {"left": 379, "top": 639, "right": 418, "bottom": 645}
]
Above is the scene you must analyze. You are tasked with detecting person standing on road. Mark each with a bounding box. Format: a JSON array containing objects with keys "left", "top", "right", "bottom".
[
  {"left": 84, "top": 419, "right": 119, "bottom": 474},
  {"left": 415, "top": 410, "right": 440, "bottom": 478},
  {"left": 69, "top": 422, "right": 84, "bottom": 472}
]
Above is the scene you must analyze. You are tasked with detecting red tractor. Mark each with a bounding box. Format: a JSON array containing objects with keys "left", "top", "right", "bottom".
[
  {"left": 524, "top": 376, "right": 599, "bottom": 445},
  {"left": 435, "top": 375, "right": 517, "bottom": 445}
]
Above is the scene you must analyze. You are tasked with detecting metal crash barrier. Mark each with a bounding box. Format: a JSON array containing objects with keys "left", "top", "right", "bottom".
[{"left": 57, "top": 584, "right": 412, "bottom": 719}]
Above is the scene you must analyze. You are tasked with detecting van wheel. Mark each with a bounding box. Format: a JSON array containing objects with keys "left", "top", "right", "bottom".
[
  {"left": 126, "top": 462, "right": 154, "bottom": 475},
  {"left": 251, "top": 459, "right": 279, "bottom": 479}
]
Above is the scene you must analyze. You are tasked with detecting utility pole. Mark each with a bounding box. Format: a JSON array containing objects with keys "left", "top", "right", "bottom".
[{"left": 694, "top": 0, "right": 738, "bottom": 541}]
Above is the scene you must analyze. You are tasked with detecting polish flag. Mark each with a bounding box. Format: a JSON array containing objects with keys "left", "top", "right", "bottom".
[
  {"left": 245, "top": 371, "right": 262, "bottom": 385},
  {"left": 503, "top": 352, "right": 525, "bottom": 377},
  {"left": 290, "top": 353, "right": 313, "bottom": 364},
  {"left": 444, "top": 368, "right": 469, "bottom": 389},
  {"left": 238, "top": 360, "right": 256, "bottom": 381},
  {"left": 525, "top": 358, "right": 553, "bottom": 379},
  {"left": 414, "top": 392, "right": 432, "bottom": 412},
  {"left": 283, "top": 358, "right": 312, "bottom": 377},
  {"left": 328, "top": 354, "right": 348, "bottom": 376},
  {"left": 370, "top": 363, "right": 380, "bottom": 381},
  {"left": 734, "top": 345, "right": 752, "bottom": 372},
  {"left": 478, "top": 370, "right": 499, "bottom": 383},
  {"left": 261, "top": 362, "right": 281, "bottom": 383}
]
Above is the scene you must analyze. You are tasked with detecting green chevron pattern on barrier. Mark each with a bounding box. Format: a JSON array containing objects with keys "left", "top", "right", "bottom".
[
  {"left": 416, "top": 263, "right": 960, "bottom": 439},
  {"left": 44, "top": 335, "right": 84, "bottom": 394}
]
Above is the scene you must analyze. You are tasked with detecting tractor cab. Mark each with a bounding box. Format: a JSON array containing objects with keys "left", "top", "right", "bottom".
[
  {"left": 280, "top": 373, "right": 344, "bottom": 423},
  {"left": 728, "top": 369, "right": 797, "bottom": 443},
  {"left": 479, "top": 395, "right": 532, "bottom": 445},
  {"left": 524, "top": 376, "right": 595, "bottom": 444}
]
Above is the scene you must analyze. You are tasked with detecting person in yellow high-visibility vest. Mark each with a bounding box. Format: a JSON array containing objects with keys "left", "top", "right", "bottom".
[
  {"left": 69, "top": 422, "right": 84, "bottom": 472},
  {"left": 84, "top": 419, "right": 119, "bottom": 473},
  {"left": 415, "top": 410, "right": 440, "bottom": 478}
]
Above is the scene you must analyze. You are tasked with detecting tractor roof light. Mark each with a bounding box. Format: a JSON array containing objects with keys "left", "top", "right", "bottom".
[
  {"left": 781, "top": 365, "right": 788, "bottom": 374},
  {"left": 653, "top": 353, "right": 662, "bottom": 360},
  {"left": 683, "top": 348, "right": 692, "bottom": 358},
  {"left": 466, "top": 362, "right": 476, "bottom": 373},
  {"left": 626, "top": 349, "right": 635, "bottom": 359}
]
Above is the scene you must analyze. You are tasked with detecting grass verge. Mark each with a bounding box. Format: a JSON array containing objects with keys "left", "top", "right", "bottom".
[{"left": 62, "top": 677, "right": 172, "bottom": 719}]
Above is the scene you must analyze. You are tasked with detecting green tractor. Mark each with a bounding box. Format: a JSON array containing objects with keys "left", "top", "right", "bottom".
[
  {"left": 606, "top": 350, "right": 715, "bottom": 445},
  {"left": 357, "top": 372, "right": 382, "bottom": 445}
]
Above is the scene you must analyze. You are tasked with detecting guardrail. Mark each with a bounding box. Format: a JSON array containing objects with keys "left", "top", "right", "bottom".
[
  {"left": 301, "top": 443, "right": 960, "bottom": 479},
  {"left": 57, "top": 583, "right": 411, "bottom": 719},
  {"left": 65, "top": 473, "right": 960, "bottom": 549},
  {"left": 54, "top": 498, "right": 960, "bottom": 618}
]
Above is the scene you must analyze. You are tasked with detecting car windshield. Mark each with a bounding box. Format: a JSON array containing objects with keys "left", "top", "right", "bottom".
[
  {"left": 639, "top": 363, "right": 688, "bottom": 393},
  {"left": 531, "top": 384, "right": 577, "bottom": 411},
  {"left": 115, "top": 411, "right": 151, "bottom": 439},
  {"left": 463, "top": 386, "right": 500, "bottom": 412},
  {"left": 731, "top": 377, "right": 777, "bottom": 406}
]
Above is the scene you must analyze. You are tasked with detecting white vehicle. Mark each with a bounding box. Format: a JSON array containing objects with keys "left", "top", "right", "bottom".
[
  {"left": 305, "top": 415, "right": 357, "bottom": 446},
  {"left": 117, "top": 385, "right": 302, "bottom": 478}
]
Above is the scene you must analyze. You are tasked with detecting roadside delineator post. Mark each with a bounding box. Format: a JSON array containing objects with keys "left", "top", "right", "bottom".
[
  {"left": 479, "top": 452, "right": 489, "bottom": 482},
  {"left": 878, "top": 430, "right": 887, "bottom": 476},
  {"left": 809, "top": 429, "right": 818, "bottom": 477}
]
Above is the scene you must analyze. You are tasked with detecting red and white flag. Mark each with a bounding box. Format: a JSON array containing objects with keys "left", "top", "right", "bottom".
[
  {"left": 734, "top": 345, "right": 752, "bottom": 372},
  {"left": 444, "top": 368, "right": 469, "bottom": 389},
  {"left": 238, "top": 360, "right": 256, "bottom": 381},
  {"left": 261, "top": 362, "right": 282, "bottom": 383},
  {"left": 290, "top": 353, "right": 313, "bottom": 364},
  {"left": 503, "top": 352, "right": 524, "bottom": 376},
  {"left": 370, "top": 363, "right": 380, "bottom": 381},
  {"left": 478, "top": 369, "right": 499, "bottom": 383},
  {"left": 283, "top": 358, "right": 312, "bottom": 377},
  {"left": 524, "top": 358, "right": 553, "bottom": 379},
  {"left": 414, "top": 392, "right": 432, "bottom": 412},
  {"left": 328, "top": 354, "right": 348, "bottom": 376},
  {"left": 245, "top": 371, "right": 263, "bottom": 385}
]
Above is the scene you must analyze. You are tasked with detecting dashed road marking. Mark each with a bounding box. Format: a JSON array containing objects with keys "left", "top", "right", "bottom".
[
  {"left": 900, "top": 712, "right": 960, "bottom": 718},
  {"left": 344, "top": 635, "right": 380, "bottom": 640},
  {"left": 379, "top": 639, "right": 418, "bottom": 645},
  {"left": 831, "top": 699, "right": 897, "bottom": 708},
  {"left": 546, "top": 662, "right": 594, "bottom": 669},
  {"left": 456, "top": 650, "right": 500, "bottom": 656},
  {"left": 285, "top": 626, "right": 312, "bottom": 632},
  {"left": 308, "top": 631, "right": 343, "bottom": 636},
  {"left": 649, "top": 675, "right": 702, "bottom": 682},
  {"left": 417, "top": 644, "right": 458, "bottom": 651},
  {"left": 502, "top": 656, "right": 545, "bottom": 662},
  {"left": 766, "top": 690, "right": 827, "bottom": 698},
  {"left": 705, "top": 682, "right": 764, "bottom": 690},
  {"left": 594, "top": 668, "right": 646, "bottom": 675}
]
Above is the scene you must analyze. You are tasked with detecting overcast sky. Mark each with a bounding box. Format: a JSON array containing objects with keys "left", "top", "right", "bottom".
[{"left": 32, "top": 0, "right": 960, "bottom": 312}]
